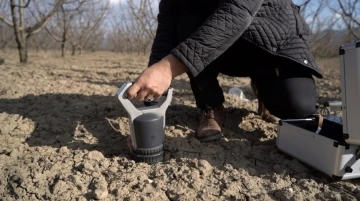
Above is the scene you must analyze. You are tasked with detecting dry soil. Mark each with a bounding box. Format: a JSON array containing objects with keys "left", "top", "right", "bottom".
[{"left": 0, "top": 50, "right": 358, "bottom": 201}]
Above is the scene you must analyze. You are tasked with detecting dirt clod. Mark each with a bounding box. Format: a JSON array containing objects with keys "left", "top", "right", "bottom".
[{"left": 90, "top": 176, "right": 108, "bottom": 200}]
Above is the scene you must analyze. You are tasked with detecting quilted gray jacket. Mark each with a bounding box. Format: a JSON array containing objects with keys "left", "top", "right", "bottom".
[{"left": 148, "top": 0, "right": 323, "bottom": 78}]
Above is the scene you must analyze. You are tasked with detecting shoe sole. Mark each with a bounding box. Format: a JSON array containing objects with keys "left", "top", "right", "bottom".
[{"left": 197, "top": 132, "right": 223, "bottom": 142}]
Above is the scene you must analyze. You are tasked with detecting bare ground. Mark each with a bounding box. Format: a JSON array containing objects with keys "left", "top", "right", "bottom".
[{"left": 0, "top": 50, "right": 358, "bottom": 201}]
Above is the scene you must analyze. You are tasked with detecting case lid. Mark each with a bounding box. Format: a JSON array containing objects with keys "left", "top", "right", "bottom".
[{"left": 339, "top": 40, "right": 360, "bottom": 145}]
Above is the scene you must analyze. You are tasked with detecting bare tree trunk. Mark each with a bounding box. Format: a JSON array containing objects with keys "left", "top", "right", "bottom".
[
  {"left": 61, "top": 42, "right": 65, "bottom": 57},
  {"left": 61, "top": 17, "right": 66, "bottom": 57},
  {"left": 10, "top": 0, "right": 27, "bottom": 62},
  {"left": 143, "top": 45, "right": 146, "bottom": 55},
  {"left": 19, "top": 43, "right": 28, "bottom": 62},
  {"left": 72, "top": 45, "right": 76, "bottom": 56},
  {"left": 61, "top": 6, "right": 67, "bottom": 57},
  {"left": 17, "top": 43, "right": 28, "bottom": 62},
  {"left": 1, "top": 0, "right": 65, "bottom": 63}
]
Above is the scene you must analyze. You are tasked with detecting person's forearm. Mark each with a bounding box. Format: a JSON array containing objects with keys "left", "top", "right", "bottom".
[{"left": 157, "top": 54, "right": 188, "bottom": 79}]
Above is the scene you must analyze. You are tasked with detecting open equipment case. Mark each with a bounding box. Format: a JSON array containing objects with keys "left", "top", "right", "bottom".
[{"left": 276, "top": 40, "right": 360, "bottom": 180}]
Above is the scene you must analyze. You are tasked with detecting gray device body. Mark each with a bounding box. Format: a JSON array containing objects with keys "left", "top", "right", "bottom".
[
  {"left": 276, "top": 40, "right": 360, "bottom": 180},
  {"left": 116, "top": 82, "right": 173, "bottom": 164}
]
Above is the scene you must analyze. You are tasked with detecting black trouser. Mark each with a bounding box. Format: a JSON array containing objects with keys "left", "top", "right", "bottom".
[
  {"left": 187, "top": 39, "right": 318, "bottom": 119},
  {"left": 175, "top": 11, "right": 318, "bottom": 119}
]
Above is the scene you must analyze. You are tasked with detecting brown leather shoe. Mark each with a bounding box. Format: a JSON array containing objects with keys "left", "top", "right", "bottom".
[
  {"left": 196, "top": 105, "right": 225, "bottom": 142},
  {"left": 258, "top": 100, "right": 280, "bottom": 123},
  {"left": 251, "top": 80, "right": 280, "bottom": 124}
]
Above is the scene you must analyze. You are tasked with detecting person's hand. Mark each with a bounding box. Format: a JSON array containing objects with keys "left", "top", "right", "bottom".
[{"left": 126, "top": 54, "right": 187, "bottom": 101}]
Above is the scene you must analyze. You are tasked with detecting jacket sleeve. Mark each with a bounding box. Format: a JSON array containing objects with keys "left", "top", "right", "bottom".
[
  {"left": 148, "top": 0, "right": 179, "bottom": 67},
  {"left": 170, "top": 0, "right": 264, "bottom": 77}
]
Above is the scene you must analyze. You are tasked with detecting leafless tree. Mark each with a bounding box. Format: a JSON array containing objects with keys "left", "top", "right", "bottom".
[
  {"left": 67, "top": 0, "right": 110, "bottom": 56},
  {"left": 107, "top": 3, "right": 135, "bottom": 53},
  {"left": 0, "top": 2, "right": 16, "bottom": 52},
  {"left": 127, "top": 0, "right": 157, "bottom": 40},
  {"left": 328, "top": 0, "right": 360, "bottom": 40},
  {"left": 45, "top": 0, "right": 109, "bottom": 56},
  {"left": 45, "top": 0, "right": 88, "bottom": 57},
  {"left": 108, "top": 0, "right": 158, "bottom": 54},
  {"left": 81, "top": 25, "right": 106, "bottom": 52},
  {"left": 0, "top": 0, "right": 65, "bottom": 63},
  {"left": 28, "top": 29, "right": 57, "bottom": 52},
  {"left": 296, "top": 0, "right": 344, "bottom": 57},
  {"left": 0, "top": 24, "right": 16, "bottom": 52}
]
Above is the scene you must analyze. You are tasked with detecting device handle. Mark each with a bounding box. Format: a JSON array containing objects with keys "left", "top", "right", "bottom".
[
  {"left": 116, "top": 81, "right": 173, "bottom": 120},
  {"left": 116, "top": 82, "right": 143, "bottom": 120}
]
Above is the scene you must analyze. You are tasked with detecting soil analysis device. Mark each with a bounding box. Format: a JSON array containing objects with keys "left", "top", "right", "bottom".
[
  {"left": 276, "top": 40, "right": 360, "bottom": 180},
  {"left": 116, "top": 82, "right": 173, "bottom": 164}
]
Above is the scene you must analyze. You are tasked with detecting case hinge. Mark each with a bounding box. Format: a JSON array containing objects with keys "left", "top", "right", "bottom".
[
  {"left": 356, "top": 146, "right": 360, "bottom": 160},
  {"left": 333, "top": 141, "right": 350, "bottom": 149},
  {"left": 339, "top": 47, "right": 345, "bottom": 55},
  {"left": 356, "top": 41, "right": 360, "bottom": 48},
  {"left": 345, "top": 166, "right": 353, "bottom": 173}
]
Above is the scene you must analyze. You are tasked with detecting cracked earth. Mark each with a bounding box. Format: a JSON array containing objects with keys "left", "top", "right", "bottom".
[{"left": 0, "top": 51, "right": 359, "bottom": 200}]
